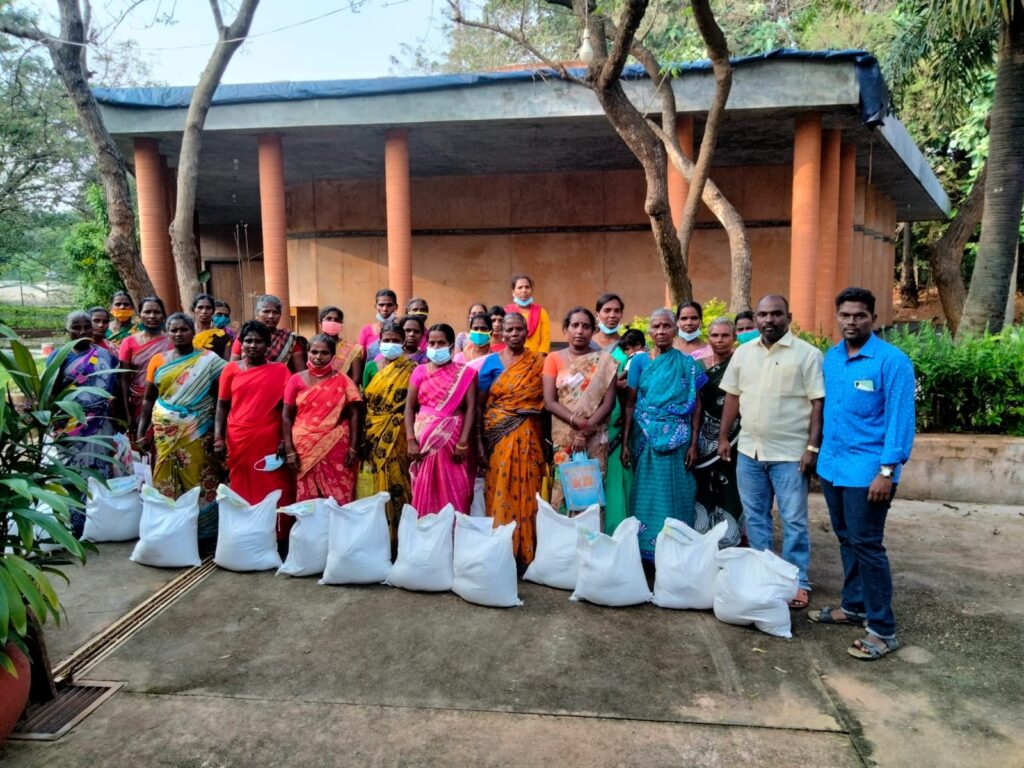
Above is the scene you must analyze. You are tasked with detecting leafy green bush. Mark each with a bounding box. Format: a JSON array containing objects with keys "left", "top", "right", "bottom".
[
  {"left": 0, "top": 304, "right": 70, "bottom": 331},
  {"left": 887, "top": 326, "right": 1024, "bottom": 436},
  {"left": 63, "top": 184, "right": 125, "bottom": 309}
]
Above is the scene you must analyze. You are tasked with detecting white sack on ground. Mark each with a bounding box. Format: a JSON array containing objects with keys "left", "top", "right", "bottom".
[
  {"left": 320, "top": 492, "right": 392, "bottom": 585},
  {"left": 570, "top": 517, "right": 652, "bottom": 607},
  {"left": 524, "top": 496, "right": 600, "bottom": 590},
  {"left": 277, "top": 498, "right": 335, "bottom": 577},
  {"left": 713, "top": 548, "right": 799, "bottom": 638},
  {"left": 130, "top": 486, "right": 202, "bottom": 568},
  {"left": 385, "top": 504, "right": 455, "bottom": 592},
  {"left": 652, "top": 519, "right": 728, "bottom": 610},
  {"left": 82, "top": 475, "right": 142, "bottom": 542},
  {"left": 214, "top": 485, "right": 282, "bottom": 572},
  {"left": 452, "top": 512, "right": 521, "bottom": 608}
]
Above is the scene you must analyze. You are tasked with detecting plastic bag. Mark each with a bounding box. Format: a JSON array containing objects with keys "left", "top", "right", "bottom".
[
  {"left": 131, "top": 450, "right": 153, "bottom": 487},
  {"left": 559, "top": 452, "right": 605, "bottom": 511},
  {"left": 214, "top": 485, "right": 283, "bottom": 572},
  {"left": 469, "top": 477, "right": 486, "bottom": 517},
  {"left": 652, "top": 519, "right": 728, "bottom": 610},
  {"left": 385, "top": 504, "right": 455, "bottom": 592},
  {"left": 570, "top": 517, "right": 652, "bottom": 607},
  {"left": 452, "top": 513, "right": 521, "bottom": 608},
  {"left": 111, "top": 433, "right": 134, "bottom": 477},
  {"left": 82, "top": 475, "right": 142, "bottom": 543},
  {"left": 320, "top": 492, "right": 392, "bottom": 585},
  {"left": 713, "top": 548, "right": 799, "bottom": 638},
  {"left": 277, "top": 498, "right": 335, "bottom": 577},
  {"left": 355, "top": 464, "right": 376, "bottom": 500},
  {"left": 523, "top": 495, "right": 600, "bottom": 590},
  {"left": 130, "top": 486, "right": 202, "bottom": 568}
]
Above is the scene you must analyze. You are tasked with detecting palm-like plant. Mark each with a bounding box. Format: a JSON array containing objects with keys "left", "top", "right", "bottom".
[{"left": 0, "top": 324, "right": 106, "bottom": 679}]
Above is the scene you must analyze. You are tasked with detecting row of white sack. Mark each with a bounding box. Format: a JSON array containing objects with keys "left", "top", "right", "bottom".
[{"left": 94, "top": 475, "right": 800, "bottom": 637}]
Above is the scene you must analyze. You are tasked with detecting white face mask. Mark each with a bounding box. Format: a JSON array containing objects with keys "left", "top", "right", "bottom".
[
  {"left": 677, "top": 329, "right": 702, "bottom": 342},
  {"left": 426, "top": 346, "right": 452, "bottom": 365},
  {"left": 254, "top": 454, "right": 284, "bottom": 472},
  {"left": 379, "top": 341, "right": 403, "bottom": 360}
]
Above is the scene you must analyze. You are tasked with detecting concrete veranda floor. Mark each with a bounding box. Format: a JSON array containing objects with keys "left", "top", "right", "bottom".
[{"left": 2, "top": 494, "right": 1022, "bottom": 768}]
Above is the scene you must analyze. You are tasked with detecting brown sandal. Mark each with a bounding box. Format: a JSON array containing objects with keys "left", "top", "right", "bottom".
[{"left": 788, "top": 588, "right": 809, "bottom": 610}]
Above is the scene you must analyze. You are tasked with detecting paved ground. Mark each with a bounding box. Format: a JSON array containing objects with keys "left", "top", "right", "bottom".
[{"left": 2, "top": 494, "right": 1022, "bottom": 767}]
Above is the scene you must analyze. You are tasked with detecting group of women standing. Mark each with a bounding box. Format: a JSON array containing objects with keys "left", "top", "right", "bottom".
[{"left": 51, "top": 276, "right": 751, "bottom": 571}]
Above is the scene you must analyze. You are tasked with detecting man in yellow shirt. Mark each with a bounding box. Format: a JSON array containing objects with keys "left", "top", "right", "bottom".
[
  {"left": 504, "top": 273, "right": 550, "bottom": 354},
  {"left": 718, "top": 294, "right": 825, "bottom": 610}
]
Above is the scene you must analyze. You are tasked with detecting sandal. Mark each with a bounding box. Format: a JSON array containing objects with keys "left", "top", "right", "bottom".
[
  {"left": 847, "top": 633, "right": 899, "bottom": 660},
  {"left": 788, "top": 588, "right": 809, "bottom": 610},
  {"left": 808, "top": 606, "right": 865, "bottom": 626}
]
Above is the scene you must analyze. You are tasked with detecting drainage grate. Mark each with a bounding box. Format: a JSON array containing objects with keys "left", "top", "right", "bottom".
[
  {"left": 53, "top": 556, "right": 217, "bottom": 684},
  {"left": 11, "top": 681, "right": 123, "bottom": 741}
]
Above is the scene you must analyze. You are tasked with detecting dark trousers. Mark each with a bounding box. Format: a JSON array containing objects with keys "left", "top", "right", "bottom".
[{"left": 820, "top": 478, "right": 897, "bottom": 639}]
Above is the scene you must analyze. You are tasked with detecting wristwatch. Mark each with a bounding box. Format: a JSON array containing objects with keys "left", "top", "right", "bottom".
[{"left": 880, "top": 465, "right": 895, "bottom": 478}]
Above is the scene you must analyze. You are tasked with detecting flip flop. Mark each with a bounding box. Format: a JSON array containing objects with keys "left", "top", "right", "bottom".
[
  {"left": 808, "top": 606, "right": 865, "bottom": 625},
  {"left": 847, "top": 634, "right": 900, "bottom": 660},
  {"left": 788, "top": 588, "right": 809, "bottom": 610}
]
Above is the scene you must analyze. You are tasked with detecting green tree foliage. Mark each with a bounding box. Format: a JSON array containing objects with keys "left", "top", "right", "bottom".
[{"left": 62, "top": 184, "right": 126, "bottom": 309}]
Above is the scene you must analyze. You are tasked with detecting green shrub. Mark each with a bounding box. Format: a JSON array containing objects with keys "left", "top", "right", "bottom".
[
  {"left": 0, "top": 304, "right": 70, "bottom": 331},
  {"left": 887, "top": 325, "right": 1024, "bottom": 436}
]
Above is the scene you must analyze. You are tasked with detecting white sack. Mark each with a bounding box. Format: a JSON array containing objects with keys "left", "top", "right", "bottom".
[
  {"left": 83, "top": 475, "right": 143, "bottom": 542},
  {"left": 570, "top": 517, "right": 652, "bottom": 607},
  {"left": 469, "top": 477, "right": 487, "bottom": 517},
  {"left": 131, "top": 450, "right": 153, "bottom": 487},
  {"left": 452, "top": 513, "right": 521, "bottom": 608},
  {"left": 320, "top": 492, "right": 392, "bottom": 585},
  {"left": 523, "top": 495, "right": 600, "bottom": 590},
  {"left": 652, "top": 519, "right": 728, "bottom": 610},
  {"left": 130, "top": 486, "right": 201, "bottom": 568},
  {"left": 385, "top": 504, "right": 455, "bottom": 592},
  {"left": 713, "top": 548, "right": 799, "bottom": 638},
  {"left": 214, "top": 485, "right": 282, "bottom": 572},
  {"left": 277, "top": 498, "right": 335, "bottom": 577}
]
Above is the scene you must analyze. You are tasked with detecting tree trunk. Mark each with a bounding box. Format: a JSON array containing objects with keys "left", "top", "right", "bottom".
[
  {"left": 959, "top": 5, "right": 1024, "bottom": 337},
  {"left": 48, "top": 0, "right": 154, "bottom": 303},
  {"left": 170, "top": 0, "right": 261, "bottom": 306},
  {"left": 899, "top": 223, "right": 919, "bottom": 308}
]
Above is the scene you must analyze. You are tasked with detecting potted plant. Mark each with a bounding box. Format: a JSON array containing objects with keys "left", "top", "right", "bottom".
[{"left": 0, "top": 323, "right": 105, "bottom": 740}]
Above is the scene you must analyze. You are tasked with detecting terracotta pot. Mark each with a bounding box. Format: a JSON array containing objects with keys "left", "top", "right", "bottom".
[{"left": 0, "top": 642, "right": 31, "bottom": 744}]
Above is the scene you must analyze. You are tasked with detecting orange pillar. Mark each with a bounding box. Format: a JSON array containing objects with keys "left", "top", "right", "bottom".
[
  {"left": 134, "top": 139, "right": 176, "bottom": 306},
  {"left": 258, "top": 134, "right": 291, "bottom": 324},
  {"left": 385, "top": 129, "right": 413, "bottom": 310},
  {"left": 789, "top": 113, "right": 822, "bottom": 331},
  {"left": 666, "top": 118, "right": 694, "bottom": 306},
  {"left": 815, "top": 129, "right": 841, "bottom": 334},
  {"left": 834, "top": 144, "right": 856, "bottom": 297}
]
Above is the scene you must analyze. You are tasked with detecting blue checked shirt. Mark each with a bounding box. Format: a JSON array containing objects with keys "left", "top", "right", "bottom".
[{"left": 818, "top": 333, "right": 916, "bottom": 487}]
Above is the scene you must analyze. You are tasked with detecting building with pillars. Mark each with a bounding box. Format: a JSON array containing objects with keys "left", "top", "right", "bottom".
[{"left": 95, "top": 50, "right": 948, "bottom": 337}]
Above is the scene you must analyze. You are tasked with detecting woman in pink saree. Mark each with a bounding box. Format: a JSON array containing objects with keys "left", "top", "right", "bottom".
[{"left": 405, "top": 324, "right": 478, "bottom": 516}]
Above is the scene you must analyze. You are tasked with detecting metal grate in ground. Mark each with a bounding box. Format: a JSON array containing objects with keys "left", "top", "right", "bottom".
[{"left": 10, "top": 681, "right": 123, "bottom": 741}]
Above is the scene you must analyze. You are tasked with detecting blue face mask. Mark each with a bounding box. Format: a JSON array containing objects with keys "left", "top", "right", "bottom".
[
  {"left": 677, "top": 329, "right": 702, "bottom": 342},
  {"left": 469, "top": 331, "right": 491, "bottom": 346},
  {"left": 379, "top": 342, "right": 403, "bottom": 360},
  {"left": 427, "top": 346, "right": 452, "bottom": 365},
  {"left": 212, "top": 315, "right": 230, "bottom": 329},
  {"left": 598, "top": 322, "right": 619, "bottom": 335},
  {"left": 737, "top": 329, "right": 759, "bottom": 344},
  {"left": 254, "top": 454, "right": 284, "bottom": 472},
  {"left": 513, "top": 296, "right": 534, "bottom": 307}
]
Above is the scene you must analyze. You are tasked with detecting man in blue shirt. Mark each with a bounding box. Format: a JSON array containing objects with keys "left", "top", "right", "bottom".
[{"left": 811, "top": 287, "right": 916, "bottom": 661}]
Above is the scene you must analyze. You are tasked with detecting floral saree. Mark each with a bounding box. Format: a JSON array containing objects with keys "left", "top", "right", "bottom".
[
  {"left": 151, "top": 350, "right": 226, "bottom": 540},
  {"left": 120, "top": 334, "right": 168, "bottom": 426},
  {"left": 410, "top": 362, "right": 477, "bottom": 516},
  {"left": 363, "top": 355, "right": 416, "bottom": 544},
  {"left": 332, "top": 340, "right": 363, "bottom": 377},
  {"left": 292, "top": 372, "right": 362, "bottom": 504},
  {"left": 483, "top": 351, "right": 545, "bottom": 566}
]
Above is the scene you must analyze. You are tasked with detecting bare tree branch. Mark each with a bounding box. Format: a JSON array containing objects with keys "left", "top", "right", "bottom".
[{"left": 209, "top": 0, "right": 225, "bottom": 30}]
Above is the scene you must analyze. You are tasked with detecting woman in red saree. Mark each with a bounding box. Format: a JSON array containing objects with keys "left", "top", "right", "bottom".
[
  {"left": 215, "top": 321, "right": 295, "bottom": 540},
  {"left": 405, "top": 324, "right": 478, "bottom": 516},
  {"left": 118, "top": 295, "right": 169, "bottom": 444},
  {"left": 282, "top": 334, "right": 363, "bottom": 503},
  {"left": 478, "top": 313, "right": 546, "bottom": 566}
]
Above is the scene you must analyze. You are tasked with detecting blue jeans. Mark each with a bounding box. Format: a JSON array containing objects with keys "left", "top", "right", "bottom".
[
  {"left": 819, "top": 478, "right": 896, "bottom": 639},
  {"left": 736, "top": 453, "right": 811, "bottom": 589}
]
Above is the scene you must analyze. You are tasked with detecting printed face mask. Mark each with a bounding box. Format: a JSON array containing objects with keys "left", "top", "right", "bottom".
[{"left": 212, "top": 315, "right": 230, "bottom": 329}]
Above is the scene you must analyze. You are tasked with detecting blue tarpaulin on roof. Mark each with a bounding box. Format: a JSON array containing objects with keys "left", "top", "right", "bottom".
[{"left": 93, "top": 48, "right": 889, "bottom": 126}]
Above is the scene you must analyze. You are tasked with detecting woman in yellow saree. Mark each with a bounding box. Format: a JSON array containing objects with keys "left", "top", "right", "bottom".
[
  {"left": 137, "top": 313, "right": 226, "bottom": 544},
  {"left": 362, "top": 323, "right": 416, "bottom": 545}
]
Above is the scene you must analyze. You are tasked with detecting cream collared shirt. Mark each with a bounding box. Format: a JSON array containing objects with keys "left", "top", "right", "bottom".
[{"left": 719, "top": 330, "right": 825, "bottom": 461}]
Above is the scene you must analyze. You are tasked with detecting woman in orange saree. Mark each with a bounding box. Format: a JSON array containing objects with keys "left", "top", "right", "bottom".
[
  {"left": 215, "top": 321, "right": 295, "bottom": 540},
  {"left": 282, "top": 334, "right": 363, "bottom": 504},
  {"left": 479, "top": 313, "right": 546, "bottom": 567}
]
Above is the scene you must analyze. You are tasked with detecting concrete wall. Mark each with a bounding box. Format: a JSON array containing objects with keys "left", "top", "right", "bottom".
[{"left": 898, "top": 435, "right": 1024, "bottom": 505}]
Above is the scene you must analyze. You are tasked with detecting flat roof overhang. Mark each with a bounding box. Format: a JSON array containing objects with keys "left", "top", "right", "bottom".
[{"left": 98, "top": 57, "right": 950, "bottom": 226}]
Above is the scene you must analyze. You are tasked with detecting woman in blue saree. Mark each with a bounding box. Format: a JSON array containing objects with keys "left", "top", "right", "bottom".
[{"left": 621, "top": 308, "right": 707, "bottom": 561}]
